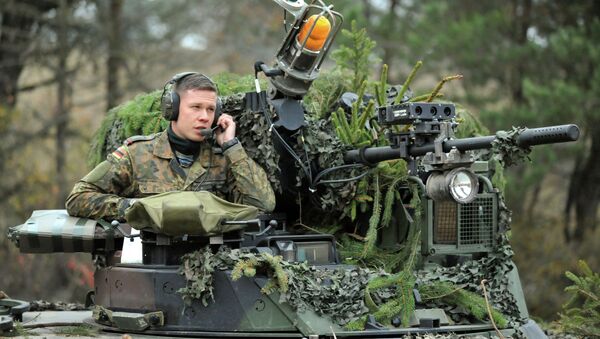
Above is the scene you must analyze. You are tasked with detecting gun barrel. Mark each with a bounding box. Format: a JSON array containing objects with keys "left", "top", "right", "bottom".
[
  {"left": 344, "top": 124, "right": 580, "bottom": 164},
  {"left": 516, "top": 124, "right": 580, "bottom": 147}
]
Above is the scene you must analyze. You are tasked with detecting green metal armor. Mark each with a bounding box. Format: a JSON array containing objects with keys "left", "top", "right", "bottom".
[{"left": 65, "top": 131, "right": 275, "bottom": 221}]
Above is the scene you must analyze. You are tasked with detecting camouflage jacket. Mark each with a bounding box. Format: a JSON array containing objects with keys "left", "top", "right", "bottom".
[{"left": 66, "top": 131, "right": 275, "bottom": 221}]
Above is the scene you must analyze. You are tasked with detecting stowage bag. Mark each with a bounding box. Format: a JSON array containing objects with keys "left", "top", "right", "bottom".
[{"left": 125, "top": 191, "right": 258, "bottom": 236}]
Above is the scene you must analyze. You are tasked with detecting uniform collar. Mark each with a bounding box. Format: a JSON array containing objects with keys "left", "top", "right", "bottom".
[{"left": 153, "top": 131, "right": 175, "bottom": 159}]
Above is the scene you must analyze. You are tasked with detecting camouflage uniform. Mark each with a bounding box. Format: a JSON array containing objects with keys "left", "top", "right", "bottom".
[{"left": 66, "top": 131, "right": 276, "bottom": 221}]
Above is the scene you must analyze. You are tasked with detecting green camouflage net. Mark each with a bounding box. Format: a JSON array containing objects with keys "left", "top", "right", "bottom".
[
  {"left": 178, "top": 246, "right": 508, "bottom": 329},
  {"left": 492, "top": 126, "right": 532, "bottom": 167},
  {"left": 417, "top": 234, "right": 522, "bottom": 325}
]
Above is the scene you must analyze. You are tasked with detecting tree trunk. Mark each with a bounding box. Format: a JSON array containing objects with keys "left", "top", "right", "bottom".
[
  {"left": 55, "top": 0, "right": 70, "bottom": 204},
  {"left": 106, "top": 0, "right": 124, "bottom": 111},
  {"left": 362, "top": 0, "right": 371, "bottom": 25},
  {"left": 525, "top": 182, "right": 541, "bottom": 226},
  {"left": 563, "top": 152, "right": 583, "bottom": 242},
  {"left": 569, "top": 129, "right": 600, "bottom": 242},
  {"left": 0, "top": 51, "right": 23, "bottom": 107},
  {"left": 509, "top": 0, "right": 532, "bottom": 105},
  {"left": 380, "top": 0, "right": 398, "bottom": 80},
  {"left": 0, "top": 0, "right": 59, "bottom": 106}
]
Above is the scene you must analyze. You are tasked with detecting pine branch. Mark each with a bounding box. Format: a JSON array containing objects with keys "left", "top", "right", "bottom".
[
  {"left": 381, "top": 176, "right": 405, "bottom": 227},
  {"left": 362, "top": 173, "right": 381, "bottom": 258},
  {"left": 376, "top": 64, "right": 388, "bottom": 106},
  {"left": 395, "top": 60, "right": 423, "bottom": 104},
  {"left": 410, "top": 93, "right": 444, "bottom": 102},
  {"left": 559, "top": 260, "right": 600, "bottom": 336},
  {"left": 426, "top": 74, "right": 463, "bottom": 102}
]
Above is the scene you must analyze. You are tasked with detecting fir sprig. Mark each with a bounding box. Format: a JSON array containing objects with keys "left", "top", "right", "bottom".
[
  {"left": 419, "top": 281, "right": 508, "bottom": 328},
  {"left": 559, "top": 260, "right": 600, "bottom": 337},
  {"left": 381, "top": 167, "right": 408, "bottom": 227},
  {"left": 426, "top": 74, "right": 463, "bottom": 102},
  {"left": 395, "top": 60, "right": 423, "bottom": 104},
  {"left": 331, "top": 20, "right": 378, "bottom": 92},
  {"left": 374, "top": 64, "right": 389, "bottom": 106},
  {"left": 361, "top": 173, "right": 381, "bottom": 258},
  {"left": 362, "top": 231, "right": 420, "bottom": 327}
]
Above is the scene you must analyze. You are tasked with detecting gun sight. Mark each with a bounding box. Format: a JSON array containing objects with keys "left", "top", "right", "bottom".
[{"left": 378, "top": 102, "right": 456, "bottom": 125}]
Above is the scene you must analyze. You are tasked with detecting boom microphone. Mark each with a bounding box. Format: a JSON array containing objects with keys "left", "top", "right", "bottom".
[{"left": 199, "top": 125, "right": 223, "bottom": 139}]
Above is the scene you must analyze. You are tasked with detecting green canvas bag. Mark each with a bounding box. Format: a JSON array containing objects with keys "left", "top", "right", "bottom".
[{"left": 125, "top": 191, "right": 258, "bottom": 236}]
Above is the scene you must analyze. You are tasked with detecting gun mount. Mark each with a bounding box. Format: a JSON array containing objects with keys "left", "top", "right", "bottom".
[
  {"left": 343, "top": 102, "right": 579, "bottom": 206},
  {"left": 347, "top": 102, "right": 579, "bottom": 167}
]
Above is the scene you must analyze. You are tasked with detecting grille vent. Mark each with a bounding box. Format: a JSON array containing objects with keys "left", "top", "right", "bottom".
[{"left": 433, "top": 196, "right": 495, "bottom": 248}]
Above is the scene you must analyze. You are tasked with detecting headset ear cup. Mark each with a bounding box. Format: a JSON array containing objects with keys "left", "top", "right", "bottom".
[
  {"left": 161, "top": 89, "right": 173, "bottom": 120},
  {"left": 170, "top": 92, "right": 180, "bottom": 121}
]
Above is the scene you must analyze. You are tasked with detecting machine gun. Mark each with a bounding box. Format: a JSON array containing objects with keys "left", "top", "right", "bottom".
[
  {"left": 336, "top": 101, "right": 580, "bottom": 261},
  {"left": 345, "top": 102, "right": 579, "bottom": 204}
]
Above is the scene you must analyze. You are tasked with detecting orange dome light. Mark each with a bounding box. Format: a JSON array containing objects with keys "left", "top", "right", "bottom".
[{"left": 296, "top": 15, "right": 331, "bottom": 51}]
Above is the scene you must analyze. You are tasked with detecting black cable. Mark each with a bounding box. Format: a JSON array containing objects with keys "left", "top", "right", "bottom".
[
  {"left": 316, "top": 171, "right": 371, "bottom": 186},
  {"left": 300, "top": 130, "right": 313, "bottom": 185},
  {"left": 255, "top": 80, "right": 313, "bottom": 184},
  {"left": 310, "top": 163, "right": 371, "bottom": 188},
  {"left": 271, "top": 123, "right": 313, "bottom": 182},
  {"left": 312, "top": 163, "right": 365, "bottom": 185}
]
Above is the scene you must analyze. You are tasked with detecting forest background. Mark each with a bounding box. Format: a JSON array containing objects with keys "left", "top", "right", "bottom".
[{"left": 0, "top": 0, "right": 598, "bottom": 323}]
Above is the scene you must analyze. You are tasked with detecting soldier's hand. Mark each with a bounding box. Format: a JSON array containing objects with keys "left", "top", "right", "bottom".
[{"left": 215, "top": 113, "right": 236, "bottom": 147}]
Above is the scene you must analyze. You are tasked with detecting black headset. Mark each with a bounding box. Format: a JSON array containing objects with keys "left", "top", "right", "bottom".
[{"left": 160, "top": 72, "right": 222, "bottom": 125}]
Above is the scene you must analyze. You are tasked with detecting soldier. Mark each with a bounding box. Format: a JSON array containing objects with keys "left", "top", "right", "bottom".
[{"left": 66, "top": 72, "right": 276, "bottom": 222}]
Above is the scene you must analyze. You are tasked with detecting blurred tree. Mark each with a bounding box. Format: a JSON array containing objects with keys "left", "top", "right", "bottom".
[
  {"left": 108, "top": 0, "right": 281, "bottom": 94},
  {"left": 213, "top": 1, "right": 282, "bottom": 74},
  {"left": 55, "top": 0, "right": 71, "bottom": 202},
  {"left": 105, "top": 0, "right": 124, "bottom": 110},
  {"left": 331, "top": 0, "right": 426, "bottom": 83},
  {"left": 0, "top": 0, "right": 60, "bottom": 107},
  {"left": 422, "top": 0, "right": 600, "bottom": 242},
  {"left": 0, "top": 0, "right": 88, "bottom": 304},
  {"left": 522, "top": 6, "right": 600, "bottom": 242},
  {"left": 0, "top": 0, "right": 64, "bottom": 203}
]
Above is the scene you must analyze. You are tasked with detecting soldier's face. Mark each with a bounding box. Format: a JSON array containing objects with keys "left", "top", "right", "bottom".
[{"left": 172, "top": 89, "right": 217, "bottom": 142}]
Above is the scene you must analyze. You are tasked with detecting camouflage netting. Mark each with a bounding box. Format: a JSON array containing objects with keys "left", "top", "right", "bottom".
[
  {"left": 492, "top": 126, "right": 532, "bottom": 167},
  {"left": 177, "top": 198, "right": 518, "bottom": 330},
  {"left": 418, "top": 237, "right": 522, "bottom": 324},
  {"left": 179, "top": 245, "right": 509, "bottom": 329}
]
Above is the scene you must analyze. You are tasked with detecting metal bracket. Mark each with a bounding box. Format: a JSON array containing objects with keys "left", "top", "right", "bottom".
[
  {"left": 422, "top": 122, "right": 474, "bottom": 169},
  {"left": 93, "top": 305, "right": 164, "bottom": 331}
]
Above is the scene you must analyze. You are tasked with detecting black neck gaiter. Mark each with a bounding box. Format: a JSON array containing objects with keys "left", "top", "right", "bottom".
[{"left": 167, "top": 125, "right": 202, "bottom": 156}]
